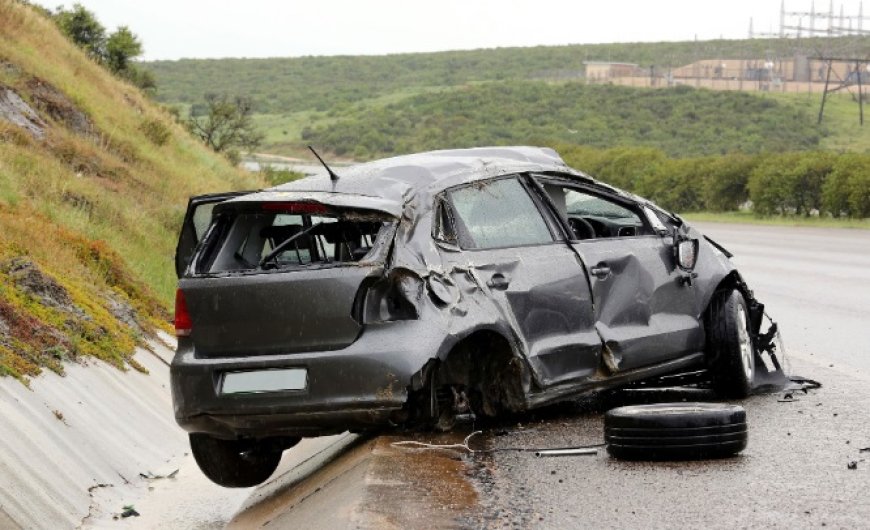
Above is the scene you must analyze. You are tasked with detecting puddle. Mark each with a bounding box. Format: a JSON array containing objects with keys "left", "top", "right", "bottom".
[{"left": 366, "top": 431, "right": 481, "bottom": 528}]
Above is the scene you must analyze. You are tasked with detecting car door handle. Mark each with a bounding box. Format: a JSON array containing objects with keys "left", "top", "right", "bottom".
[
  {"left": 487, "top": 273, "right": 511, "bottom": 290},
  {"left": 590, "top": 264, "right": 611, "bottom": 279}
]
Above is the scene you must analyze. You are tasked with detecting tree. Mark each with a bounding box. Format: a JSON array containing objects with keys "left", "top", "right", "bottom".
[
  {"left": 53, "top": 5, "right": 151, "bottom": 91},
  {"left": 54, "top": 3, "right": 105, "bottom": 60},
  {"left": 105, "top": 26, "right": 142, "bottom": 73},
  {"left": 188, "top": 94, "right": 264, "bottom": 163}
]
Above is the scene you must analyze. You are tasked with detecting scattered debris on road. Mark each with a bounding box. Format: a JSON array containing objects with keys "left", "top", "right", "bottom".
[
  {"left": 391, "top": 430, "right": 605, "bottom": 457},
  {"left": 535, "top": 448, "right": 598, "bottom": 457},
  {"left": 117, "top": 505, "right": 139, "bottom": 519},
  {"left": 391, "top": 431, "right": 482, "bottom": 454},
  {"left": 138, "top": 469, "right": 179, "bottom": 480}
]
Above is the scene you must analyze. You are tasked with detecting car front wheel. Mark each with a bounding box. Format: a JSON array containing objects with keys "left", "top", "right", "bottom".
[
  {"left": 706, "top": 288, "right": 755, "bottom": 398},
  {"left": 189, "top": 433, "right": 288, "bottom": 488}
]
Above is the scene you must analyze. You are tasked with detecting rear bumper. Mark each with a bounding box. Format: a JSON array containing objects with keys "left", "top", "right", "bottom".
[{"left": 170, "top": 320, "right": 443, "bottom": 439}]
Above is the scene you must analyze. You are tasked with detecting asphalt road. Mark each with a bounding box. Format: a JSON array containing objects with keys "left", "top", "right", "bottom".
[{"left": 139, "top": 223, "right": 870, "bottom": 529}]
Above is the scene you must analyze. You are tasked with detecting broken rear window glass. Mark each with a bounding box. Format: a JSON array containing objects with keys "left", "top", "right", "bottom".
[
  {"left": 448, "top": 177, "right": 553, "bottom": 249},
  {"left": 197, "top": 205, "right": 392, "bottom": 273}
]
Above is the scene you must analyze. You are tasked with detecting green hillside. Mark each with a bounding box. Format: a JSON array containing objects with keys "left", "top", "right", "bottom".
[
  {"left": 145, "top": 36, "right": 869, "bottom": 114},
  {"left": 0, "top": 1, "right": 263, "bottom": 379},
  {"left": 301, "top": 82, "right": 822, "bottom": 159},
  {"left": 143, "top": 35, "right": 869, "bottom": 158}
]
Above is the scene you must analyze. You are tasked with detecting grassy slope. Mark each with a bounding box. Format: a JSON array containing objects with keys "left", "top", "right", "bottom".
[{"left": 0, "top": 1, "right": 263, "bottom": 379}]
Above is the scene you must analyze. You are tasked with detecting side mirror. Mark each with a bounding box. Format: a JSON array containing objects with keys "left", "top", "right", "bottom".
[{"left": 675, "top": 236, "right": 700, "bottom": 271}]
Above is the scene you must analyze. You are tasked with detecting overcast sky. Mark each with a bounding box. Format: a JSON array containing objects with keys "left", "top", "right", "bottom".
[{"left": 34, "top": 1, "right": 868, "bottom": 61}]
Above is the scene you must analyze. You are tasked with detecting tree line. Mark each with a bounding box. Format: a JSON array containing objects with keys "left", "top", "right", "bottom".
[{"left": 557, "top": 145, "right": 870, "bottom": 218}]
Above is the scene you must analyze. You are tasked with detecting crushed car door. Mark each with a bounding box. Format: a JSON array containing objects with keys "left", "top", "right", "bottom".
[
  {"left": 533, "top": 179, "right": 704, "bottom": 372},
  {"left": 439, "top": 176, "right": 601, "bottom": 387},
  {"left": 175, "top": 191, "right": 251, "bottom": 278}
]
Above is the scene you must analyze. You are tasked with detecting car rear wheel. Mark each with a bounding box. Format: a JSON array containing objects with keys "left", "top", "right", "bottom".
[
  {"left": 706, "top": 289, "right": 755, "bottom": 398},
  {"left": 605, "top": 403, "right": 747, "bottom": 460},
  {"left": 189, "top": 433, "right": 291, "bottom": 488}
]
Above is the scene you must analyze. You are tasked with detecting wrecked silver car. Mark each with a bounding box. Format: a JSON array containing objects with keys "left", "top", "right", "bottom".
[{"left": 171, "top": 146, "right": 780, "bottom": 487}]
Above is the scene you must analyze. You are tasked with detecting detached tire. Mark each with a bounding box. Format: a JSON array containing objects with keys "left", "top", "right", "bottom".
[
  {"left": 605, "top": 403, "right": 747, "bottom": 460},
  {"left": 190, "top": 433, "right": 283, "bottom": 488},
  {"left": 706, "top": 289, "right": 756, "bottom": 398}
]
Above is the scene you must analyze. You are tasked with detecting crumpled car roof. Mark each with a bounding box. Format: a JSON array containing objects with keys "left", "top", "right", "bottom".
[{"left": 224, "top": 146, "right": 594, "bottom": 216}]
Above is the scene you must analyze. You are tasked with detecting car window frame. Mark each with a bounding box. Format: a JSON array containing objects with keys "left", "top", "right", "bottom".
[
  {"left": 529, "top": 175, "right": 655, "bottom": 242},
  {"left": 436, "top": 174, "right": 561, "bottom": 252}
]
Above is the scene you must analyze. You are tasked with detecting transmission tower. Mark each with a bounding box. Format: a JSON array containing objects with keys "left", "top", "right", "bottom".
[{"left": 750, "top": 1, "right": 870, "bottom": 38}]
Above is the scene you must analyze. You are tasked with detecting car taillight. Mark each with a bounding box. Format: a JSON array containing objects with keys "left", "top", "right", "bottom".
[{"left": 174, "top": 288, "right": 192, "bottom": 337}]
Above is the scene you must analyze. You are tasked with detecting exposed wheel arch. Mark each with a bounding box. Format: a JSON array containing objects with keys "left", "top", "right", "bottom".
[{"left": 409, "top": 329, "right": 530, "bottom": 428}]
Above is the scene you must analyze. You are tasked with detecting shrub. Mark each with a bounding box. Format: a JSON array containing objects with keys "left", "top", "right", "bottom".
[{"left": 138, "top": 118, "right": 170, "bottom": 146}]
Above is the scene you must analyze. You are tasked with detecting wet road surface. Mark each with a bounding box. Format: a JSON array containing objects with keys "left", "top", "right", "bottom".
[{"left": 463, "top": 359, "right": 869, "bottom": 528}]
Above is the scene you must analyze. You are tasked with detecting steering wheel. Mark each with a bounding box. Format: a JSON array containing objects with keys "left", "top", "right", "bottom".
[{"left": 569, "top": 217, "right": 596, "bottom": 240}]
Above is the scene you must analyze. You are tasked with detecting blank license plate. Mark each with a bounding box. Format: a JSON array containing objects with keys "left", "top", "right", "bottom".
[{"left": 221, "top": 368, "right": 307, "bottom": 394}]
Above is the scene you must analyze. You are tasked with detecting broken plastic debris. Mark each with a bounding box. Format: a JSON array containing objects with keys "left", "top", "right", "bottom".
[
  {"left": 120, "top": 505, "right": 140, "bottom": 518},
  {"left": 847, "top": 461, "right": 858, "bottom": 470},
  {"left": 138, "top": 469, "right": 179, "bottom": 480}
]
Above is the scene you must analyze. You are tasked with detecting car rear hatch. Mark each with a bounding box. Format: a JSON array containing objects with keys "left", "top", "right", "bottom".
[{"left": 179, "top": 197, "right": 397, "bottom": 357}]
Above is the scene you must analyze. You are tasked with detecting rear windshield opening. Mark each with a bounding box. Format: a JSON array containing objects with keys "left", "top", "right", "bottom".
[{"left": 198, "top": 207, "right": 393, "bottom": 274}]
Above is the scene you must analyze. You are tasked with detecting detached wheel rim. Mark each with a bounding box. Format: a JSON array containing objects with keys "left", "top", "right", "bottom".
[{"left": 736, "top": 304, "right": 753, "bottom": 382}]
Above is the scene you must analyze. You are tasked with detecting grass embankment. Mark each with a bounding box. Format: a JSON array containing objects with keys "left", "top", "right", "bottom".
[{"left": 0, "top": 1, "right": 263, "bottom": 380}]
